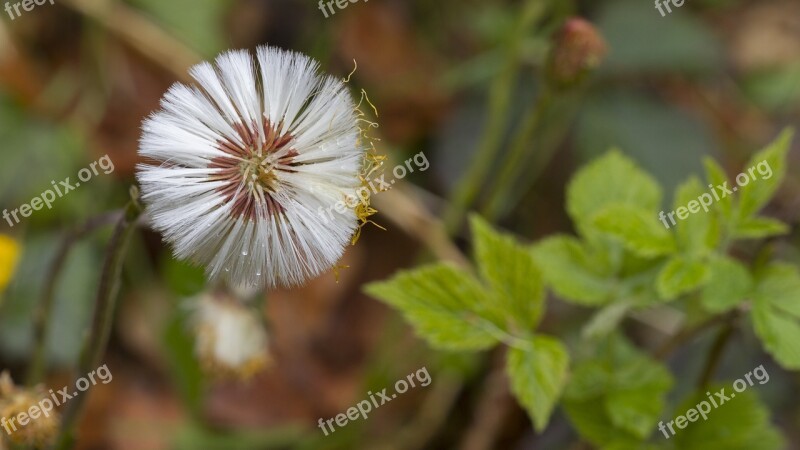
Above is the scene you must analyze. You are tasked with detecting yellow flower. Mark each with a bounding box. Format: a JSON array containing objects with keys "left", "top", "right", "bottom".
[{"left": 0, "top": 235, "right": 20, "bottom": 293}]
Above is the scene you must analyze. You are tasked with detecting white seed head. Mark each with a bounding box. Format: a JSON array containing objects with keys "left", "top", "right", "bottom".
[
  {"left": 137, "top": 46, "right": 363, "bottom": 289},
  {"left": 191, "top": 293, "right": 271, "bottom": 379}
]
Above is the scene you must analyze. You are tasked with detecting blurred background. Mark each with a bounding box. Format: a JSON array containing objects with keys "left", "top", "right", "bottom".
[{"left": 0, "top": 0, "right": 798, "bottom": 448}]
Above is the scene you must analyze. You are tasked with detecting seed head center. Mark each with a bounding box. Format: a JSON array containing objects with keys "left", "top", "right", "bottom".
[{"left": 242, "top": 153, "right": 278, "bottom": 193}]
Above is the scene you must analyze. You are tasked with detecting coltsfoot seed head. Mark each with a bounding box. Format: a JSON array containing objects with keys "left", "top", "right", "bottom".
[{"left": 137, "top": 46, "right": 366, "bottom": 289}]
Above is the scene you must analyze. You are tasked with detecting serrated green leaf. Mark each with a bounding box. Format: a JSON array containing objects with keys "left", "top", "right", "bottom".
[
  {"left": 592, "top": 204, "right": 676, "bottom": 257},
  {"left": 583, "top": 301, "right": 633, "bottom": 339},
  {"left": 470, "top": 215, "right": 543, "bottom": 330},
  {"left": 751, "top": 264, "right": 800, "bottom": 369},
  {"left": 564, "top": 335, "right": 673, "bottom": 445},
  {"left": 364, "top": 264, "right": 498, "bottom": 351},
  {"left": 656, "top": 256, "right": 709, "bottom": 300},
  {"left": 567, "top": 150, "right": 662, "bottom": 233},
  {"left": 672, "top": 386, "right": 784, "bottom": 450},
  {"left": 732, "top": 217, "right": 789, "bottom": 240},
  {"left": 531, "top": 236, "right": 615, "bottom": 306},
  {"left": 703, "top": 157, "right": 734, "bottom": 219},
  {"left": 738, "top": 128, "right": 793, "bottom": 219},
  {"left": 606, "top": 360, "right": 673, "bottom": 438},
  {"left": 605, "top": 389, "right": 663, "bottom": 439},
  {"left": 672, "top": 176, "right": 719, "bottom": 254},
  {"left": 752, "top": 306, "right": 800, "bottom": 370},
  {"left": 506, "top": 335, "right": 569, "bottom": 432},
  {"left": 564, "top": 400, "right": 645, "bottom": 450},
  {"left": 756, "top": 264, "right": 800, "bottom": 317},
  {"left": 701, "top": 256, "right": 752, "bottom": 313}
]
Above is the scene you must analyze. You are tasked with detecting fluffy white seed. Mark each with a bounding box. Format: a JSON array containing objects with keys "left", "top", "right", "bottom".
[{"left": 137, "top": 46, "right": 363, "bottom": 289}]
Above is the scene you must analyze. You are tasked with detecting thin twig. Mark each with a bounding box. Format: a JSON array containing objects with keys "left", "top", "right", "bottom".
[
  {"left": 53, "top": 199, "right": 141, "bottom": 450},
  {"left": 372, "top": 186, "right": 471, "bottom": 269},
  {"left": 367, "top": 371, "right": 464, "bottom": 450},
  {"left": 654, "top": 309, "right": 738, "bottom": 361},
  {"left": 459, "top": 352, "right": 511, "bottom": 450},
  {"left": 27, "top": 211, "right": 123, "bottom": 386},
  {"left": 698, "top": 321, "right": 735, "bottom": 389},
  {"left": 60, "top": 0, "right": 202, "bottom": 82}
]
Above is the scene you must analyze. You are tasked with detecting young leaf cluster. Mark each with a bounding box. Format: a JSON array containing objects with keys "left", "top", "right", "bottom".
[{"left": 365, "top": 129, "right": 795, "bottom": 447}]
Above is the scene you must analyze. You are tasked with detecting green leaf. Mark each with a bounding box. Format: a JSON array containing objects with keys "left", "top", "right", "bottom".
[
  {"left": 671, "top": 176, "right": 719, "bottom": 254},
  {"left": 364, "top": 264, "right": 498, "bottom": 351},
  {"left": 752, "top": 306, "right": 800, "bottom": 370},
  {"left": 605, "top": 353, "right": 673, "bottom": 438},
  {"left": 592, "top": 204, "right": 676, "bottom": 257},
  {"left": 701, "top": 256, "right": 753, "bottom": 313},
  {"left": 672, "top": 386, "right": 784, "bottom": 450},
  {"left": 506, "top": 335, "right": 569, "bottom": 432},
  {"left": 751, "top": 263, "right": 800, "bottom": 369},
  {"left": 738, "top": 128, "right": 793, "bottom": 218},
  {"left": 731, "top": 217, "right": 789, "bottom": 240},
  {"left": 531, "top": 236, "right": 615, "bottom": 306},
  {"left": 567, "top": 150, "right": 662, "bottom": 233},
  {"left": 703, "top": 157, "right": 733, "bottom": 219},
  {"left": 564, "top": 400, "right": 646, "bottom": 450},
  {"left": 471, "top": 215, "right": 543, "bottom": 330},
  {"left": 656, "top": 256, "right": 709, "bottom": 300},
  {"left": 583, "top": 301, "right": 633, "bottom": 339},
  {"left": 757, "top": 264, "right": 800, "bottom": 317},
  {"left": 565, "top": 335, "right": 673, "bottom": 445}
]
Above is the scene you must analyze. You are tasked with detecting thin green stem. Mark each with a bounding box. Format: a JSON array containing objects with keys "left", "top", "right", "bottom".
[
  {"left": 654, "top": 309, "right": 738, "bottom": 361},
  {"left": 481, "top": 86, "right": 552, "bottom": 220},
  {"left": 698, "top": 321, "right": 735, "bottom": 389},
  {"left": 478, "top": 317, "right": 533, "bottom": 351},
  {"left": 27, "top": 211, "right": 123, "bottom": 386},
  {"left": 442, "top": 0, "right": 548, "bottom": 235},
  {"left": 53, "top": 197, "right": 141, "bottom": 450}
]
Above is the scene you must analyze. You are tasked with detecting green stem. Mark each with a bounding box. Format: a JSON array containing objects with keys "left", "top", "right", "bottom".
[
  {"left": 481, "top": 86, "right": 552, "bottom": 220},
  {"left": 654, "top": 311, "right": 734, "bottom": 360},
  {"left": 27, "top": 211, "right": 123, "bottom": 386},
  {"left": 442, "top": 0, "right": 548, "bottom": 235},
  {"left": 53, "top": 197, "right": 141, "bottom": 450},
  {"left": 698, "top": 321, "right": 735, "bottom": 389}
]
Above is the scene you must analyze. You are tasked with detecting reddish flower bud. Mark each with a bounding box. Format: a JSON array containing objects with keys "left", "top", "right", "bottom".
[{"left": 546, "top": 18, "right": 608, "bottom": 89}]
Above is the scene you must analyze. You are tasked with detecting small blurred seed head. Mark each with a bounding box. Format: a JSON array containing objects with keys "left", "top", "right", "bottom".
[
  {"left": 0, "top": 372, "right": 60, "bottom": 448},
  {"left": 191, "top": 293, "right": 271, "bottom": 380},
  {"left": 546, "top": 17, "right": 608, "bottom": 89}
]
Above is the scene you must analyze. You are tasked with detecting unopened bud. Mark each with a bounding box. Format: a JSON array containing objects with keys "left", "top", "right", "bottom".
[
  {"left": 0, "top": 372, "right": 60, "bottom": 448},
  {"left": 546, "top": 18, "right": 608, "bottom": 89}
]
